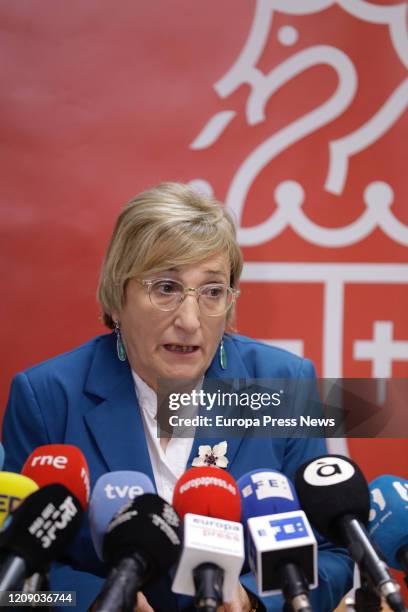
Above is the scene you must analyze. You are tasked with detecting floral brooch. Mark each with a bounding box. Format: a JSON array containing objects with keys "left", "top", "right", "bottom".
[{"left": 192, "top": 441, "right": 228, "bottom": 468}]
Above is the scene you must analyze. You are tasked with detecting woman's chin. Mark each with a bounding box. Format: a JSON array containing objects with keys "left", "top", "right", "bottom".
[
  {"left": 158, "top": 360, "right": 203, "bottom": 382},
  {"left": 168, "top": 365, "right": 201, "bottom": 380}
]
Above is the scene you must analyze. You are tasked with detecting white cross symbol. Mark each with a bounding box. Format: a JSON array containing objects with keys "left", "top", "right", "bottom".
[{"left": 354, "top": 321, "right": 408, "bottom": 377}]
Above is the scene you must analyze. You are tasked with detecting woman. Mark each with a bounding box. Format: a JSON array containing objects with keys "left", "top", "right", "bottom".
[{"left": 3, "top": 183, "right": 352, "bottom": 611}]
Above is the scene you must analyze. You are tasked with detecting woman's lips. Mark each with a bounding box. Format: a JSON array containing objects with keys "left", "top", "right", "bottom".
[{"left": 163, "top": 344, "right": 200, "bottom": 355}]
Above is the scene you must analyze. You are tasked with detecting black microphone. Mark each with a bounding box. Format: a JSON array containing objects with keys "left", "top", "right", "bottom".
[
  {"left": 91, "top": 493, "right": 182, "bottom": 612},
  {"left": 0, "top": 483, "right": 83, "bottom": 601},
  {"left": 295, "top": 455, "right": 406, "bottom": 612}
]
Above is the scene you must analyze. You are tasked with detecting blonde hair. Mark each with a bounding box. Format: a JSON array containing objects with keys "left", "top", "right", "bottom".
[{"left": 98, "top": 182, "right": 243, "bottom": 329}]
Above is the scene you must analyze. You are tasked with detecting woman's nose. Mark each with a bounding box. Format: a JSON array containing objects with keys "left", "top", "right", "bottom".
[{"left": 173, "top": 293, "right": 201, "bottom": 332}]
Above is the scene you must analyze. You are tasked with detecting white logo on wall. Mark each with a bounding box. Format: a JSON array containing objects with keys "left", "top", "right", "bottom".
[
  {"left": 188, "top": 0, "right": 408, "bottom": 433},
  {"left": 190, "top": 0, "right": 407, "bottom": 248},
  {"left": 303, "top": 457, "right": 355, "bottom": 486}
]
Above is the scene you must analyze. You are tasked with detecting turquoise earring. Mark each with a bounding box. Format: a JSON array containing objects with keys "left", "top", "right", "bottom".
[
  {"left": 219, "top": 339, "right": 227, "bottom": 370},
  {"left": 114, "top": 321, "right": 127, "bottom": 362}
]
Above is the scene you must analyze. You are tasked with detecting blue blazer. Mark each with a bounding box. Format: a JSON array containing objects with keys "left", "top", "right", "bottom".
[{"left": 2, "top": 333, "right": 352, "bottom": 611}]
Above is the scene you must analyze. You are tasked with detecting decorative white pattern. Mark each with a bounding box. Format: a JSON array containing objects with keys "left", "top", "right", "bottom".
[{"left": 190, "top": 0, "right": 408, "bottom": 247}]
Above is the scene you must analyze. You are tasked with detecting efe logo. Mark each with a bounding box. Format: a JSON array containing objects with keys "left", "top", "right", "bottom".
[
  {"left": 269, "top": 516, "right": 307, "bottom": 541},
  {"left": 303, "top": 457, "right": 355, "bottom": 487}
]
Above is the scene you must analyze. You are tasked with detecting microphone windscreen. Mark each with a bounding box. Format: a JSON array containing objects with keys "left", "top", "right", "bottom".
[
  {"left": 22, "top": 444, "right": 90, "bottom": 509},
  {"left": 172, "top": 467, "right": 241, "bottom": 521},
  {"left": 0, "top": 483, "right": 83, "bottom": 574},
  {"left": 103, "top": 493, "right": 181, "bottom": 573},
  {"left": 368, "top": 474, "right": 408, "bottom": 569},
  {"left": 295, "top": 454, "right": 370, "bottom": 544},
  {"left": 237, "top": 469, "right": 300, "bottom": 525},
  {"left": 89, "top": 471, "right": 155, "bottom": 560},
  {"left": 0, "top": 472, "right": 38, "bottom": 527}
]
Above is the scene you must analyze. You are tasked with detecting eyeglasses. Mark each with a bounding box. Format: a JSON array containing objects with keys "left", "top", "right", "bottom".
[{"left": 137, "top": 278, "right": 240, "bottom": 317}]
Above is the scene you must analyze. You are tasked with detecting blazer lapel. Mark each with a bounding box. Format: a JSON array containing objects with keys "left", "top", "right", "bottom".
[
  {"left": 82, "top": 333, "right": 252, "bottom": 485},
  {"left": 83, "top": 334, "right": 156, "bottom": 487},
  {"left": 187, "top": 335, "right": 251, "bottom": 473}
]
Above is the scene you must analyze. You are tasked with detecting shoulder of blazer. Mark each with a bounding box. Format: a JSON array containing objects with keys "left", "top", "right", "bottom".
[
  {"left": 21, "top": 333, "right": 131, "bottom": 400},
  {"left": 223, "top": 333, "right": 315, "bottom": 379}
]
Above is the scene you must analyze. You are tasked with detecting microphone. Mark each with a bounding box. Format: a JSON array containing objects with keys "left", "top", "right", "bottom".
[
  {"left": 172, "top": 466, "right": 241, "bottom": 521},
  {"left": 89, "top": 470, "right": 155, "bottom": 560},
  {"left": 0, "top": 443, "right": 5, "bottom": 471},
  {"left": 91, "top": 493, "right": 181, "bottom": 612},
  {"left": 238, "top": 468, "right": 300, "bottom": 523},
  {"left": 295, "top": 454, "right": 406, "bottom": 612},
  {"left": 0, "top": 483, "right": 83, "bottom": 598},
  {"left": 0, "top": 472, "right": 44, "bottom": 603},
  {"left": 368, "top": 475, "right": 408, "bottom": 586},
  {"left": 0, "top": 472, "right": 39, "bottom": 527},
  {"left": 172, "top": 467, "right": 245, "bottom": 612},
  {"left": 22, "top": 444, "right": 90, "bottom": 510},
  {"left": 238, "top": 469, "right": 316, "bottom": 612}
]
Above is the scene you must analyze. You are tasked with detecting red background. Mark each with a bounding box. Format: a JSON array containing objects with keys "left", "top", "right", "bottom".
[{"left": 1, "top": 0, "right": 407, "bottom": 552}]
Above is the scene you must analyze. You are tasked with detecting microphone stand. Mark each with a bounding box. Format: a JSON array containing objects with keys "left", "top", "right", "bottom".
[
  {"left": 352, "top": 570, "right": 382, "bottom": 612},
  {"left": 193, "top": 563, "right": 224, "bottom": 612},
  {"left": 283, "top": 604, "right": 312, "bottom": 612},
  {"left": 24, "top": 570, "right": 50, "bottom": 610},
  {"left": 279, "top": 564, "right": 313, "bottom": 612}
]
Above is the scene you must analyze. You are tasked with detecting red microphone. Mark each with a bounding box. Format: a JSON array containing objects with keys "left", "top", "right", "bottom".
[
  {"left": 172, "top": 467, "right": 244, "bottom": 610},
  {"left": 22, "top": 444, "right": 90, "bottom": 510},
  {"left": 172, "top": 466, "right": 241, "bottom": 521}
]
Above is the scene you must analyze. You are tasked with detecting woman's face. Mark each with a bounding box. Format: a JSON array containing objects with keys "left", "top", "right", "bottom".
[{"left": 114, "top": 254, "right": 231, "bottom": 390}]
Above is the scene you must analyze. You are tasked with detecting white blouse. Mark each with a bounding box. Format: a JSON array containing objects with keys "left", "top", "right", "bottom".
[{"left": 131, "top": 369, "right": 195, "bottom": 503}]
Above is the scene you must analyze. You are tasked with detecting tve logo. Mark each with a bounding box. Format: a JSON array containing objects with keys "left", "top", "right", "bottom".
[{"left": 104, "top": 484, "right": 145, "bottom": 499}]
